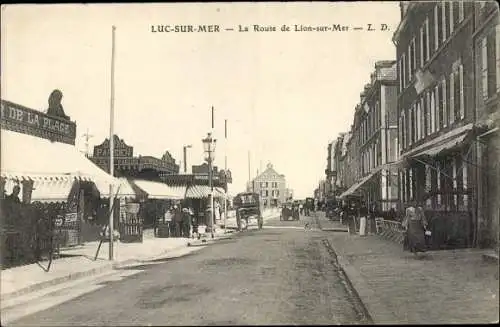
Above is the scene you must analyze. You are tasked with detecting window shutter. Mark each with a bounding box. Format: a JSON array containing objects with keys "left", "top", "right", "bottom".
[
  {"left": 432, "top": 85, "right": 437, "bottom": 133},
  {"left": 449, "top": 2, "right": 454, "bottom": 34},
  {"left": 450, "top": 71, "right": 455, "bottom": 125},
  {"left": 443, "top": 78, "right": 448, "bottom": 127},
  {"left": 408, "top": 43, "right": 412, "bottom": 81},
  {"left": 442, "top": 2, "right": 447, "bottom": 42},
  {"left": 496, "top": 25, "right": 500, "bottom": 92},
  {"left": 420, "top": 26, "right": 425, "bottom": 68},
  {"left": 481, "top": 37, "right": 488, "bottom": 101},
  {"left": 459, "top": 64, "right": 465, "bottom": 119},
  {"left": 434, "top": 5, "right": 439, "bottom": 50},
  {"left": 427, "top": 91, "right": 431, "bottom": 136},
  {"left": 426, "top": 18, "right": 430, "bottom": 61},
  {"left": 459, "top": 2, "right": 464, "bottom": 22}
]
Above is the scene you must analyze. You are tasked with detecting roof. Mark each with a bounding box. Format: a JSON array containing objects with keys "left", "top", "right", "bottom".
[{"left": 1, "top": 129, "right": 115, "bottom": 185}]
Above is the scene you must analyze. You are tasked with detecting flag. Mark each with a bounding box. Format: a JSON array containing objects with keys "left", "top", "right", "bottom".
[
  {"left": 414, "top": 69, "right": 435, "bottom": 95},
  {"left": 363, "top": 102, "right": 370, "bottom": 113}
]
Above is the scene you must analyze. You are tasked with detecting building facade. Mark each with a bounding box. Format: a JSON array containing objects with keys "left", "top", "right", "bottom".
[
  {"left": 249, "top": 163, "right": 287, "bottom": 207},
  {"left": 90, "top": 135, "right": 180, "bottom": 180},
  {"left": 394, "top": 1, "right": 477, "bottom": 248},
  {"left": 473, "top": 1, "right": 500, "bottom": 248},
  {"left": 335, "top": 61, "right": 399, "bottom": 212}
]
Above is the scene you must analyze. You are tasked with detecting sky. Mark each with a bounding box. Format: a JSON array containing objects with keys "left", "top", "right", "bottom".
[{"left": 1, "top": 2, "right": 401, "bottom": 199}]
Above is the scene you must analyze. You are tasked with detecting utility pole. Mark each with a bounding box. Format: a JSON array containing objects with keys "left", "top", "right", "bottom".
[
  {"left": 183, "top": 145, "right": 192, "bottom": 173},
  {"left": 108, "top": 25, "right": 116, "bottom": 261},
  {"left": 82, "top": 129, "right": 94, "bottom": 158},
  {"left": 224, "top": 119, "right": 228, "bottom": 234}
]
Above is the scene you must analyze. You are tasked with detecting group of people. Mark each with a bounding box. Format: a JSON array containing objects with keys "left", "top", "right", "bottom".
[
  {"left": 338, "top": 199, "right": 431, "bottom": 256},
  {"left": 155, "top": 205, "right": 195, "bottom": 238}
]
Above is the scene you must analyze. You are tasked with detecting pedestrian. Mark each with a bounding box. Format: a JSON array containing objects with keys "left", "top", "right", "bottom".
[
  {"left": 402, "top": 206, "right": 429, "bottom": 257},
  {"left": 299, "top": 202, "right": 304, "bottom": 215},
  {"left": 359, "top": 202, "right": 368, "bottom": 236},
  {"left": 368, "top": 202, "right": 378, "bottom": 235},
  {"left": 181, "top": 208, "right": 191, "bottom": 238},
  {"left": 172, "top": 206, "right": 182, "bottom": 237}
]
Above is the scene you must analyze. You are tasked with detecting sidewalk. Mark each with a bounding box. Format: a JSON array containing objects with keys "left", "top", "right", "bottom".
[
  {"left": 1, "top": 229, "right": 194, "bottom": 301},
  {"left": 316, "top": 214, "right": 499, "bottom": 324}
]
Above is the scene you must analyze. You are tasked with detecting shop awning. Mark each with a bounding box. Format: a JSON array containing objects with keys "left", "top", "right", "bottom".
[
  {"left": 185, "top": 185, "right": 213, "bottom": 199},
  {"left": 1, "top": 130, "right": 116, "bottom": 186},
  {"left": 418, "top": 133, "right": 469, "bottom": 157},
  {"left": 401, "top": 123, "right": 473, "bottom": 159},
  {"left": 339, "top": 168, "right": 381, "bottom": 199},
  {"left": 132, "top": 180, "right": 184, "bottom": 200},
  {"left": 214, "top": 187, "right": 227, "bottom": 198},
  {"left": 96, "top": 178, "right": 137, "bottom": 199}
]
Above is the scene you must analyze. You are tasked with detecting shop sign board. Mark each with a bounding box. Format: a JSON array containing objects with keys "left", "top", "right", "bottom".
[{"left": 1, "top": 100, "right": 76, "bottom": 145}]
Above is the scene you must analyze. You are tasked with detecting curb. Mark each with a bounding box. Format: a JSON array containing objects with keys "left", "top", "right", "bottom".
[
  {"left": 1, "top": 263, "right": 114, "bottom": 302},
  {"left": 1, "top": 242, "right": 193, "bottom": 301}
]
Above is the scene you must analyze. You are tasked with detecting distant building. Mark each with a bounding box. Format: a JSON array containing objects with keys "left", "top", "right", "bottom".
[
  {"left": 248, "top": 163, "right": 286, "bottom": 207},
  {"left": 90, "top": 135, "right": 180, "bottom": 179}
]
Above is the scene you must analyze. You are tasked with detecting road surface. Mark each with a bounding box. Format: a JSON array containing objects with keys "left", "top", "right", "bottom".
[{"left": 5, "top": 213, "right": 369, "bottom": 326}]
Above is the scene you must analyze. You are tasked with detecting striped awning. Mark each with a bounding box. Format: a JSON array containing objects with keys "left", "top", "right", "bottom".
[
  {"left": 97, "top": 178, "right": 137, "bottom": 199},
  {"left": 185, "top": 185, "right": 226, "bottom": 199},
  {"left": 214, "top": 187, "right": 227, "bottom": 198},
  {"left": 132, "top": 180, "right": 185, "bottom": 200},
  {"left": 185, "top": 185, "right": 212, "bottom": 199},
  {"left": 1, "top": 130, "right": 116, "bottom": 186}
]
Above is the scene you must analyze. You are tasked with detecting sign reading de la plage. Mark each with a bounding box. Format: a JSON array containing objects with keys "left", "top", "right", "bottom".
[{"left": 1, "top": 100, "right": 77, "bottom": 144}]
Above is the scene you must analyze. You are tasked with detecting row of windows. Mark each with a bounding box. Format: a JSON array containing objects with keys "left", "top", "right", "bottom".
[
  {"left": 398, "top": 2, "right": 466, "bottom": 92},
  {"left": 359, "top": 100, "right": 381, "bottom": 146},
  {"left": 260, "top": 181, "right": 279, "bottom": 188},
  {"left": 361, "top": 141, "right": 382, "bottom": 176},
  {"left": 261, "top": 189, "right": 280, "bottom": 197},
  {"left": 399, "top": 60, "right": 465, "bottom": 151},
  {"left": 400, "top": 155, "right": 469, "bottom": 212}
]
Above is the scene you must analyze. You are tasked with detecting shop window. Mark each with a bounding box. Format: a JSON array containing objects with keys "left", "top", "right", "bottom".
[
  {"left": 437, "top": 161, "right": 442, "bottom": 209},
  {"left": 452, "top": 157, "right": 458, "bottom": 209},
  {"left": 463, "top": 162, "right": 468, "bottom": 210},
  {"left": 425, "top": 164, "right": 432, "bottom": 209}
]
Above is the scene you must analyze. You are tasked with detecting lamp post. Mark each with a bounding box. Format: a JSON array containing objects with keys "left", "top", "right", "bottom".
[
  {"left": 202, "top": 132, "right": 217, "bottom": 238},
  {"left": 183, "top": 145, "right": 192, "bottom": 174}
]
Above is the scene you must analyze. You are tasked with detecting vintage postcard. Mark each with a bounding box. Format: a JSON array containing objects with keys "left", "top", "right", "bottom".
[{"left": 1, "top": 2, "right": 499, "bottom": 325}]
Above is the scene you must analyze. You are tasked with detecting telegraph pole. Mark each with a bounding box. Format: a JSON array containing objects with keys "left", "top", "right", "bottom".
[
  {"left": 82, "top": 129, "right": 94, "bottom": 158},
  {"left": 108, "top": 25, "right": 116, "bottom": 260},
  {"left": 224, "top": 119, "right": 228, "bottom": 234},
  {"left": 183, "top": 145, "right": 192, "bottom": 173}
]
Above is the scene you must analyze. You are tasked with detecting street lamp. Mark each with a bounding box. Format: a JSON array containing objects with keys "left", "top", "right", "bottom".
[
  {"left": 202, "top": 132, "right": 217, "bottom": 238},
  {"left": 183, "top": 144, "right": 192, "bottom": 174}
]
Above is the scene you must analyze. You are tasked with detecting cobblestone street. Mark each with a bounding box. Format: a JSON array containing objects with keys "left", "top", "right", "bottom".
[{"left": 7, "top": 214, "right": 369, "bottom": 326}]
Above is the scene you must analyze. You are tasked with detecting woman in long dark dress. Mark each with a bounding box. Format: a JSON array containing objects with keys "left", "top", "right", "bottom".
[{"left": 402, "top": 206, "right": 429, "bottom": 256}]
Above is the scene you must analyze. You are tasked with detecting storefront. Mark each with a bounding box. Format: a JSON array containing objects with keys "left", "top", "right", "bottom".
[
  {"left": 399, "top": 125, "right": 475, "bottom": 250},
  {"left": 1, "top": 98, "right": 118, "bottom": 268}
]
